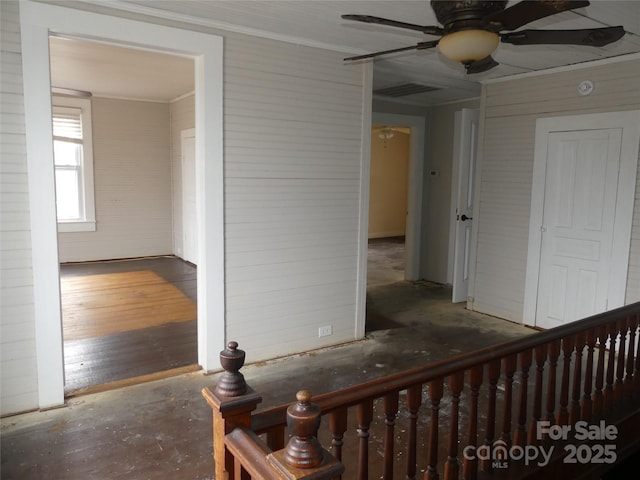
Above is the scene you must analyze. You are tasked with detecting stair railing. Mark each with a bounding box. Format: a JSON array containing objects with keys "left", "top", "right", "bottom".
[
  {"left": 204, "top": 302, "right": 640, "bottom": 479},
  {"left": 202, "top": 341, "right": 344, "bottom": 480}
]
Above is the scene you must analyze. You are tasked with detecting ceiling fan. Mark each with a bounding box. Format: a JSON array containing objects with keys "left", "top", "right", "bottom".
[{"left": 342, "top": 0, "right": 625, "bottom": 73}]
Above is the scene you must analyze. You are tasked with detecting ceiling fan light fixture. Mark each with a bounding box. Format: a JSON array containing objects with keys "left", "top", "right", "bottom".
[{"left": 438, "top": 29, "right": 500, "bottom": 63}]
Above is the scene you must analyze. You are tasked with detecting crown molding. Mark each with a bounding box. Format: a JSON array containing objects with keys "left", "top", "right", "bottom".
[{"left": 78, "top": 0, "right": 355, "bottom": 55}]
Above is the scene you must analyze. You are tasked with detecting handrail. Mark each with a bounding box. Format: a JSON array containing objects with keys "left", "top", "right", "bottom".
[
  {"left": 224, "top": 427, "right": 280, "bottom": 479},
  {"left": 252, "top": 302, "right": 639, "bottom": 432}
]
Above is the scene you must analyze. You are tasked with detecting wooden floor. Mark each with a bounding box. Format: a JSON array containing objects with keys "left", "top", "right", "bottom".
[
  {"left": 1, "top": 280, "right": 539, "bottom": 480},
  {"left": 60, "top": 256, "right": 198, "bottom": 394}
]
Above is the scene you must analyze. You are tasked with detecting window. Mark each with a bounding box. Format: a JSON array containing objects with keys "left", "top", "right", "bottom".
[{"left": 52, "top": 96, "right": 96, "bottom": 232}]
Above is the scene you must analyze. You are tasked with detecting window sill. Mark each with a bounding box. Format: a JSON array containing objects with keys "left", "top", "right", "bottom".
[{"left": 58, "top": 221, "right": 96, "bottom": 233}]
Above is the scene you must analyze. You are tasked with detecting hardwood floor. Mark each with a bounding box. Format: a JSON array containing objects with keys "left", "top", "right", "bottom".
[{"left": 60, "top": 256, "right": 198, "bottom": 395}]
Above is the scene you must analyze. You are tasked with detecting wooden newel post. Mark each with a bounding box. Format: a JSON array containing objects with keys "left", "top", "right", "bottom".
[
  {"left": 284, "top": 390, "right": 323, "bottom": 467},
  {"left": 202, "top": 341, "right": 262, "bottom": 480},
  {"left": 216, "top": 341, "right": 248, "bottom": 397},
  {"left": 268, "top": 390, "right": 344, "bottom": 479}
]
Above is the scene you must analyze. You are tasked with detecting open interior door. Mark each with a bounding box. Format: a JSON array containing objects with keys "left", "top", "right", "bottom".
[{"left": 452, "top": 108, "right": 479, "bottom": 303}]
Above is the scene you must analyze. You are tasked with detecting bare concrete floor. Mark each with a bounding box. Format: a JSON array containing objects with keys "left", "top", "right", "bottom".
[{"left": 1, "top": 278, "right": 537, "bottom": 480}]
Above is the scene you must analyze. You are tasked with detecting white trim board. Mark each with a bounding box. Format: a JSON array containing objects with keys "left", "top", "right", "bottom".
[
  {"left": 355, "top": 65, "right": 374, "bottom": 340},
  {"left": 523, "top": 110, "right": 640, "bottom": 327},
  {"left": 371, "top": 112, "right": 426, "bottom": 282},
  {"left": 19, "top": 0, "right": 225, "bottom": 409}
]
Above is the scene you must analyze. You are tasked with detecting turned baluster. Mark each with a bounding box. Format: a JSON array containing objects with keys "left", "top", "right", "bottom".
[
  {"left": 383, "top": 391, "right": 400, "bottom": 480},
  {"left": 632, "top": 314, "right": 640, "bottom": 399},
  {"left": 356, "top": 398, "right": 374, "bottom": 480},
  {"left": 499, "top": 355, "right": 517, "bottom": 446},
  {"left": 329, "top": 408, "right": 348, "bottom": 464},
  {"left": 556, "top": 335, "right": 574, "bottom": 426},
  {"left": 463, "top": 366, "right": 483, "bottom": 480},
  {"left": 627, "top": 315, "right": 638, "bottom": 398},
  {"left": 202, "top": 341, "right": 262, "bottom": 480},
  {"left": 593, "top": 325, "right": 608, "bottom": 416},
  {"left": 425, "top": 377, "right": 444, "bottom": 480},
  {"left": 581, "top": 329, "right": 597, "bottom": 421},
  {"left": 405, "top": 384, "right": 423, "bottom": 480},
  {"left": 444, "top": 372, "right": 464, "bottom": 480},
  {"left": 604, "top": 322, "right": 616, "bottom": 411},
  {"left": 569, "top": 333, "right": 585, "bottom": 424},
  {"left": 514, "top": 349, "right": 532, "bottom": 447},
  {"left": 614, "top": 317, "right": 628, "bottom": 402},
  {"left": 481, "top": 359, "right": 500, "bottom": 472},
  {"left": 528, "top": 345, "right": 547, "bottom": 444},
  {"left": 545, "top": 340, "right": 560, "bottom": 426},
  {"left": 635, "top": 315, "right": 640, "bottom": 397},
  {"left": 268, "top": 391, "right": 344, "bottom": 479}
]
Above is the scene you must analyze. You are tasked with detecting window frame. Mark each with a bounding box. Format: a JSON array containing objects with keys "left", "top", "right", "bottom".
[{"left": 51, "top": 95, "right": 96, "bottom": 232}]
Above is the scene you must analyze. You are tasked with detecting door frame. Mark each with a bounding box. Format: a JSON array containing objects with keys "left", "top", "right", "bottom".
[
  {"left": 370, "top": 112, "right": 426, "bottom": 281},
  {"left": 20, "top": 0, "right": 224, "bottom": 409},
  {"left": 523, "top": 110, "right": 640, "bottom": 327}
]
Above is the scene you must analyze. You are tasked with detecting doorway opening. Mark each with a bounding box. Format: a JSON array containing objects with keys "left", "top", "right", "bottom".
[
  {"left": 367, "top": 125, "right": 410, "bottom": 287},
  {"left": 49, "top": 36, "right": 199, "bottom": 394},
  {"left": 21, "top": 0, "right": 225, "bottom": 409},
  {"left": 365, "top": 124, "right": 410, "bottom": 332}
]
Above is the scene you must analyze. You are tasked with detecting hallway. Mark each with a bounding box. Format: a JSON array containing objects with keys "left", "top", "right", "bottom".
[{"left": 367, "top": 236, "right": 405, "bottom": 287}]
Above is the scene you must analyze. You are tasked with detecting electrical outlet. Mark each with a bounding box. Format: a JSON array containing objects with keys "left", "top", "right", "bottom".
[{"left": 318, "top": 325, "right": 333, "bottom": 337}]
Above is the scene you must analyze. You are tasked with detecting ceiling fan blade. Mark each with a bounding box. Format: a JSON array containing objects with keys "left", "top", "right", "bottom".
[
  {"left": 464, "top": 56, "right": 499, "bottom": 74},
  {"left": 342, "top": 14, "right": 443, "bottom": 36},
  {"left": 501, "top": 26, "right": 625, "bottom": 46},
  {"left": 344, "top": 40, "right": 439, "bottom": 61},
  {"left": 486, "top": 1, "right": 590, "bottom": 31}
]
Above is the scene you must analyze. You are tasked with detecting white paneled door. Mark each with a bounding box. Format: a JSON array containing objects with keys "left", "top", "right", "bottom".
[
  {"left": 181, "top": 129, "right": 197, "bottom": 265},
  {"left": 452, "top": 108, "right": 479, "bottom": 303},
  {"left": 535, "top": 128, "right": 623, "bottom": 329}
]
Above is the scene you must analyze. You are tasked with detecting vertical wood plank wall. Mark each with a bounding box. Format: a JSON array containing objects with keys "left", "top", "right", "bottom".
[
  {"left": 471, "top": 59, "right": 640, "bottom": 322},
  {"left": 57, "top": 98, "right": 173, "bottom": 262},
  {"left": 0, "top": 0, "right": 39, "bottom": 414}
]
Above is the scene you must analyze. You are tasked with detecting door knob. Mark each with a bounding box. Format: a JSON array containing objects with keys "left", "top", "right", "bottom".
[{"left": 460, "top": 214, "right": 473, "bottom": 221}]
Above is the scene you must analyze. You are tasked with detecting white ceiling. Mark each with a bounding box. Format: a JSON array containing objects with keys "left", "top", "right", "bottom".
[
  {"left": 49, "top": 36, "right": 195, "bottom": 102},
  {"left": 49, "top": 1, "right": 640, "bottom": 106}
]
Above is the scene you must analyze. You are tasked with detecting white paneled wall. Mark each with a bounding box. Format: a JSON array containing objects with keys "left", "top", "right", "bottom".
[
  {"left": 471, "top": 58, "right": 640, "bottom": 322},
  {"left": 1, "top": 0, "right": 39, "bottom": 415},
  {"left": 57, "top": 98, "right": 173, "bottom": 262},
  {"left": 223, "top": 33, "right": 364, "bottom": 361}
]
